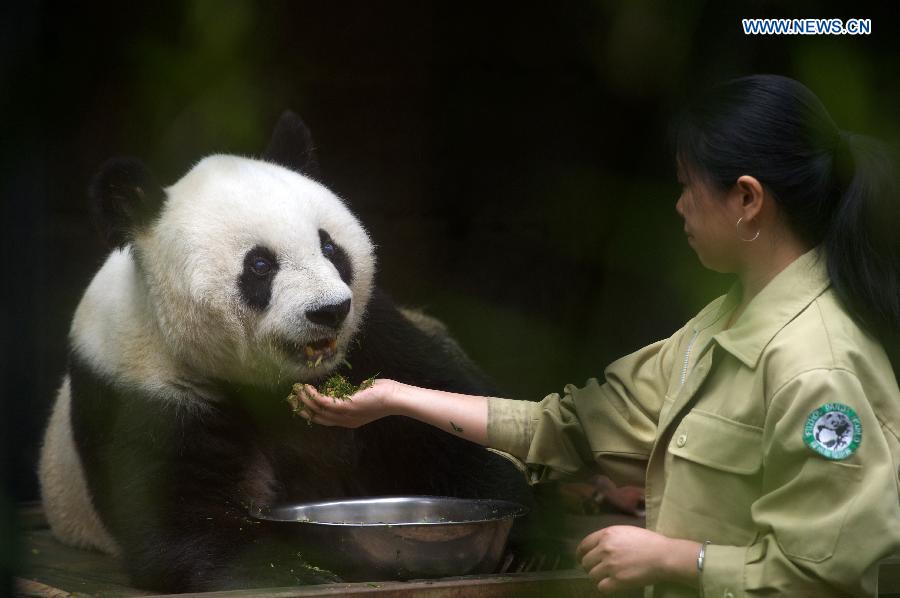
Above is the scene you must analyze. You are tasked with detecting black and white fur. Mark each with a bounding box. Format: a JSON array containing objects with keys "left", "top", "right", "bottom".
[{"left": 38, "top": 113, "right": 532, "bottom": 592}]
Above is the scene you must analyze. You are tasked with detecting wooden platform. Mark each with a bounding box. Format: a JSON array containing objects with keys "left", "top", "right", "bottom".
[
  {"left": 15, "top": 504, "right": 900, "bottom": 597},
  {"left": 14, "top": 504, "right": 608, "bottom": 598}
]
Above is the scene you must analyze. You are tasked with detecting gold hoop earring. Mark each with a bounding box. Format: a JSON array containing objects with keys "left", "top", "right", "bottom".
[{"left": 736, "top": 217, "right": 760, "bottom": 242}]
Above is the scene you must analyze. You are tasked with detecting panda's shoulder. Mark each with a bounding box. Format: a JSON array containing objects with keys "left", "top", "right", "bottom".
[
  {"left": 70, "top": 248, "right": 181, "bottom": 390},
  {"left": 354, "top": 289, "right": 493, "bottom": 394}
]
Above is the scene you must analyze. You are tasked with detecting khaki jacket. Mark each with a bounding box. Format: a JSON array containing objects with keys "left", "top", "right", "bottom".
[{"left": 488, "top": 247, "right": 900, "bottom": 597}]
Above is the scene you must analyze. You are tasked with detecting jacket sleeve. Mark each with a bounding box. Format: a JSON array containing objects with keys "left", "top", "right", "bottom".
[
  {"left": 701, "top": 368, "right": 900, "bottom": 597},
  {"left": 487, "top": 322, "right": 689, "bottom": 487}
]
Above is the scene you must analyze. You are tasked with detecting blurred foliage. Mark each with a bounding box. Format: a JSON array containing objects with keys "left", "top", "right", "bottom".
[{"left": 127, "top": 0, "right": 279, "bottom": 173}]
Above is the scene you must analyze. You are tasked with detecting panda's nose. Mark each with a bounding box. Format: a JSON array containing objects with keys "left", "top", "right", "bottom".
[{"left": 305, "top": 299, "right": 351, "bottom": 329}]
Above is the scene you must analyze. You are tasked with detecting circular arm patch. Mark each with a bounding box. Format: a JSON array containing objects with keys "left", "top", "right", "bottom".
[{"left": 803, "top": 403, "right": 862, "bottom": 460}]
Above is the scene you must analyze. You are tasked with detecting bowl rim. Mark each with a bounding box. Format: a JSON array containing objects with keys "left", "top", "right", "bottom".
[{"left": 247, "top": 495, "right": 529, "bottom": 527}]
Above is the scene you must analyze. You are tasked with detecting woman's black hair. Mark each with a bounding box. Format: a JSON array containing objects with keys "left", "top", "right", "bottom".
[{"left": 673, "top": 74, "right": 900, "bottom": 369}]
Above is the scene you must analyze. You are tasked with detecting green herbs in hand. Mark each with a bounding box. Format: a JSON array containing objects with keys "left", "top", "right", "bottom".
[
  {"left": 286, "top": 373, "right": 376, "bottom": 425},
  {"left": 318, "top": 373, "right": 376, "bottom": 400}
]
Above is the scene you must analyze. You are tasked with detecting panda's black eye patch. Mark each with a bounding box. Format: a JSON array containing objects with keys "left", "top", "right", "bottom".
[
  {"left": 239, "top": 245, "right": 279, "bottom": 310},
  {"left": 319, "top": 229, "right": 353, "bottom": 285}
]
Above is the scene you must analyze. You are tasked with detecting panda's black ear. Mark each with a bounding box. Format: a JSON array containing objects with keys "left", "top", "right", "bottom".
[
  {"left": 89, "top": 157, "right": 165, "bottom": 248},
  {"left": 262, "top": 110, "right": 320, "bottom": 179}
]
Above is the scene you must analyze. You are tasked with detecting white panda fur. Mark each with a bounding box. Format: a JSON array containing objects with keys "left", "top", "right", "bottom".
[
  {"left": 37, "top": 112, "right": 535, "bottom": 592},
  {"left": 70, "top": 247, "right": 178, "bottom": 390},
  {"left": 39, "top": 376, "right": 120, "bottom": 555}
]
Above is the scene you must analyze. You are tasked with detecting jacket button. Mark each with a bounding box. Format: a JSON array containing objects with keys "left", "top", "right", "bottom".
[{"left": 676, "top": 433, "right": 688, "bottom": 447}]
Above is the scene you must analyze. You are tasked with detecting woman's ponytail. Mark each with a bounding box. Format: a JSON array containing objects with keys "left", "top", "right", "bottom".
[{"left": 825, "top": 133, "right": 900, "bottom": 361}]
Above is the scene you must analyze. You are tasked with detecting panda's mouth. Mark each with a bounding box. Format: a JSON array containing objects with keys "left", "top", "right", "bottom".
[
  {"left": 304, "top": 337, "right": 337, "bottom": 361},
  {"left": 278, "top": 337, "right": 338, "bottom": 366}
]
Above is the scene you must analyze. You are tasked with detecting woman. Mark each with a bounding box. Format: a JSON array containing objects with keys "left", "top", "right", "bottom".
[{"left": 296, "top": 75, "right": 900, "bottom": 596}]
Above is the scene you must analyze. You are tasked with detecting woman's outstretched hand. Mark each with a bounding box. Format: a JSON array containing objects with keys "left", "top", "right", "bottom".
[
  {"left": 576, "top": 526, "right": 699, "bottom": 594},
  {"left": 294, "top": 379, "right": 399, "bottom": 428},
  {"left": 294, "top": 378, "right": 491, "bottom": 446}
]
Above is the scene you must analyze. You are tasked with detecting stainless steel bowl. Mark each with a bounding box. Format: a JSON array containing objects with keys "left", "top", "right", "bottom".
[{"left": 250, "top": 496, "right": 528, "bottom": 581}]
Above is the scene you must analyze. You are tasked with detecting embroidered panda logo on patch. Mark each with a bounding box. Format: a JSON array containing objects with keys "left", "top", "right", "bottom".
[{"left": 803, "top": 403, "right": 862, "bottom": 460}]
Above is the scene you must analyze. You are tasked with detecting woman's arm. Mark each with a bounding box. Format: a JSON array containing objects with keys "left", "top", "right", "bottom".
[
  {"left": 295, "top": 379, "right": 490, "bottom": 446},
  {"left": 300, "top": 378, "right": 703, "bottom": 594}
]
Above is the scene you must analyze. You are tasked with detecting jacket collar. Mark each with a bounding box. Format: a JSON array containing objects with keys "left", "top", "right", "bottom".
[{"left": 710, "top": 245, "right": 831, "bottom": 369}]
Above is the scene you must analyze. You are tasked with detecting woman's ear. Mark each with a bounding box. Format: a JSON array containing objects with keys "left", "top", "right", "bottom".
[{"left": 734, "top": 175, "right": 765, "bottom": 220}]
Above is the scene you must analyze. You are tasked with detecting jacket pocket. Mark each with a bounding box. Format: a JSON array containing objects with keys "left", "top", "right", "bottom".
[
  {"left": 663, "top": 410, "right": 764, "bottom": 543},
  {"left": 668, "top": 409, "right": 764, "bottom": 474}
]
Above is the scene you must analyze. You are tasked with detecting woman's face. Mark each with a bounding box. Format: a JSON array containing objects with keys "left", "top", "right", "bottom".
[{"left": 675, "top": 163, "right": 741, "bottom": 273}]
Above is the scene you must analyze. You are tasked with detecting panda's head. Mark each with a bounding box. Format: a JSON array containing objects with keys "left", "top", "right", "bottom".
[{"left": 91, "top": 112, "right": 375, "bottom": 386}]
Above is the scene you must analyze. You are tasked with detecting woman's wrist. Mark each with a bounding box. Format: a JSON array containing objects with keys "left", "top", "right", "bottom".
[
  {"left": 660, "top": 537, "right": 701, "bottom": 588},
  {"left": 383, "top": 380, "right": 411, "bottom": 417}
]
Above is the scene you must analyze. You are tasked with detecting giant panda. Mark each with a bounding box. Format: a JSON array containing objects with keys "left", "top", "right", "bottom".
[{"left": 38, "top": 112, "right": 535, "bottom": 592}]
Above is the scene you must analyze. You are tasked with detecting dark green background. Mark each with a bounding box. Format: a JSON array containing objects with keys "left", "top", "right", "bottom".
[{"left": 2, "top": 0, "right": 897, "bottom": 534}]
